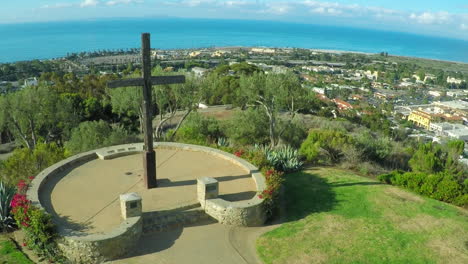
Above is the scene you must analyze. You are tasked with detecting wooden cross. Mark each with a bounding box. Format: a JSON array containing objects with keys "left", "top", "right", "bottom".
[{"left": 107, "top": 33, "right": 185, "bottom": 189}]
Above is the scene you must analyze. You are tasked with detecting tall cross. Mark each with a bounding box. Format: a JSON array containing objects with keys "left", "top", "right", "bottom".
[{"left": 107, "top": 33, "right": 186, "bottom": 189}]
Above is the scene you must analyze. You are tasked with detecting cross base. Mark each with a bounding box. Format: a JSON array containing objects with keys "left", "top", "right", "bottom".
[{"left": 143, "top": 150, "right": 157, "bottom": 189}]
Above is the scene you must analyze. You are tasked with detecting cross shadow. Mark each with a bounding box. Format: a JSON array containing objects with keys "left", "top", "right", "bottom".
[{"left": 281, "top": 170, "right": 337, "bottom": 222}]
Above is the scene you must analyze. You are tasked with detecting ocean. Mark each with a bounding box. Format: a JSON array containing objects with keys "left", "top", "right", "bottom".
[{"left": 0, "top": 18, "right": 467, "bottom": 63}]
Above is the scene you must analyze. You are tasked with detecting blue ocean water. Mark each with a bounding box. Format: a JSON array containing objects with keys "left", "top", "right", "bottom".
[{"left": 0, "top": 18, "right": 467, "bottom": 63}]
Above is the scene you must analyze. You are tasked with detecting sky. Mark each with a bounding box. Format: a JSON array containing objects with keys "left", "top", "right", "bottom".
[{"left": 1, "top": 0, "right": 468, "bottom": 40}]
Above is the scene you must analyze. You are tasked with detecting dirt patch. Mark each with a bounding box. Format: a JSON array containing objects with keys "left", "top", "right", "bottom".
[
  {"left": 281, "top": 250, "right": 328, "bottom": 264},
  {"left": 384, "top": 187, "right": 424, "bottom": 203},
  {"left": 396, "top": 214, "right": 449, "bottom": 232},
  {"left": 428, "top": 238, "right": 468, "bottom": 264}
]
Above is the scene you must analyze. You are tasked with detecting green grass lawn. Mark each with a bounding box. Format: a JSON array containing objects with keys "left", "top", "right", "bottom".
[
  {"left": 257, "top": 168, "right": 468, "bottom": 264},
  {"left": 0, "top": 236, "right": 33, "bottom": 264}
]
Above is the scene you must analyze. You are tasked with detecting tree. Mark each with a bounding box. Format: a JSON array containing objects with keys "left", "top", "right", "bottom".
[
  {"left": 409, "top": 143, "right": 444, "bottom": 174},
  {"left": 239, "top": 72, "right": 309, "bottom": 147},
  {"left": 154, "top": 70, "right": 205, "bottom": 141},
  {"left": 300, "top": 129, "right": 353, "bottom": 164},
  {"left": 65, "top": 120, "right": 136, "bottom": 154},
  {"left": 0, "top": 143, "right": 67, "bottom": 185},
  {"left": 223, "top": 108, "right": 270, "bottom": 146},
  {"left": 0, "top": 86, "right": 78, "bottom": 149}
]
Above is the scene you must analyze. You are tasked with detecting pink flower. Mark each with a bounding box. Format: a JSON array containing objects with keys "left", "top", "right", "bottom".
[
  {"left": 28, "top": 176, "right": 34, "bottom": 180},
  {"left": 258, "top": 195, "right": 263, "bottom": 199}
]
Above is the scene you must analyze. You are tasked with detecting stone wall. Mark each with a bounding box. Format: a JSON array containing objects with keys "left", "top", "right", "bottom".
[
  {"left": 58, "top": 217, "right": 142, "bottom": 264},
  {"left": 27, "top": 142, "right": 268, "bottom": 263}
]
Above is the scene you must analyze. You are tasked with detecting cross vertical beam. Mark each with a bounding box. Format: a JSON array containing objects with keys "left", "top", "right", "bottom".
[
  {"left": 107, "top": 33, "right": 186, "bottom": 190},
  {"left": 141, "top": 33, "right": 157, "bottom": 189}
]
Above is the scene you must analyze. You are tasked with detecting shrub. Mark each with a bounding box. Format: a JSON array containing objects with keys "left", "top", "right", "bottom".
[
  {"left": 419, "top": 173, "right": 444, "bottom": 197},
  {"left": 65, "top": 120, "right": 137, "bottom": 154},
  {"left": 175, "top": 113, "right": 223, "bottom": 145},
  {"left": 300, "top": 129, "right": 353, "bottom": 164},
  {"left": 0, "top": 181, "right": 16, "bottom": 231},
  {"left": 405, "top": 172, "right": 427, "bottom": 193},
  {"left": 432, "top": 176, "right": 462, "bottom": 202},
  {"left": 279, "top": 120, "right": 307, "bottom": 148},
  {"left": 11, "top": 194, "right": 64, "bottom": 262},
  {"left": 223, "top": 108, "right": 269, "bottom": 146},
  {"left": 0, "top": 143, "right": 67, "bottom": 185},
  {"left": 259, "top": 168, "right": 284, "bottom": 218},
  {"left": 242, "top": 149, "right": 270, "bottom": 169},
  {"left": 378, "top": 170, "right": 467, "bottom": 206},
  {"left": 408, "top": 143, "right": 444, "bottom": 174}
]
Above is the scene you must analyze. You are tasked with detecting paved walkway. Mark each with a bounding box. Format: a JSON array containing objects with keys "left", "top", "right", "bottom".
[
  {"left": 109, "top": 219, "right": 281, "bottom": 264},
  {"left": 40, "top": 148, "right": 255, "bottom": 234}
]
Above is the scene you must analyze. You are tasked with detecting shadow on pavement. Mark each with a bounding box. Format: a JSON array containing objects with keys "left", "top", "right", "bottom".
[{"left": 115, "top": 218, "right": 217, "bottom": 261}]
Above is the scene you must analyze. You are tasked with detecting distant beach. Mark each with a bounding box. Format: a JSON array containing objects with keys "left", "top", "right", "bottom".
[{"left": 0, "top": 18, "right": 467, "bottom": 63}]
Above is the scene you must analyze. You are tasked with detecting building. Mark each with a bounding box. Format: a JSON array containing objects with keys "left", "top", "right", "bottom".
[
  {"left": 428, "top": 90, "right": 443, "bottom": 97},
  {"left": 408, "top": 110, "right": 432, "bottom": 129},
  {"left": 189, "top": 51, "right": 201, "bottom": 58},
  {"left": 312, "top": 87, "right": 325, "bottom": 94},
  {"left": 211, "top": 50, "right": 229, "bottom": 57},
  {"left": 447, "top": 77, "right": 463, "bottom": 84},
  {"left": 192, "top": 67, "right": 208, "bottom": 77},
  {"left": 332, "top": 99, "right": 354, "bottom": 110},
  {"left": 250, "top": 48, "right": 275, "bottom": 54},
  {"left": 23, "top": 77, "right": 38, "bottom": 87},
  {"left": 446, "top": 90, "right": 468, "bottom": 98}
]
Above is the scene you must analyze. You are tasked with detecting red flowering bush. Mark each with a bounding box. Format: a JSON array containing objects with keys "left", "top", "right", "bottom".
[
  {"left": 234, "top": 149, "right": 245, "bottom": 157},
  {"left": 258, "top": 167, "right": 284, "bottom": 218},
  {"left": 10, "top": 177, "right": 64, "bottom": 262}
]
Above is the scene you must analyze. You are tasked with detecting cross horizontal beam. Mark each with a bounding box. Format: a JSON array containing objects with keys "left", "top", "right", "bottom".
[{"left": 107, "top": 75, "right": 186, "bottom": 88}]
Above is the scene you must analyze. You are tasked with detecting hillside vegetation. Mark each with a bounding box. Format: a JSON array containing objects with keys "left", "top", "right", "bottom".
[{"left": 257, "top": 168, "right": 468, "bottom": 264}]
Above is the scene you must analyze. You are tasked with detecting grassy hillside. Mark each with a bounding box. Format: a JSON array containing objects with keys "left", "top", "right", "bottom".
[{"left": 257, "top": 168, "right": 468, "bottom": 264}]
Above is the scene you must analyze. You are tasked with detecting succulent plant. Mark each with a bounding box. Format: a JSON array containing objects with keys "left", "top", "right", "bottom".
[
  {"left": 261, "top": 145, "right": 303, "bottom": 172},
  {"left": 0, "top": 181, "right": 16, "bottom": 231}
]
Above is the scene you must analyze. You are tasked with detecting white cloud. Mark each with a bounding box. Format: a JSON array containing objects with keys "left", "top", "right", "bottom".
[
  {"left": 461, "top": 24, "right": 468, "bottom": 30},
  {"left": 223, "top": 1, "right": 250, "bottom": 7},
  {"left": 41, "top": 3, "right": 74, "bottom": 9},
  {"left": 409, "top": 11, "right": 451, "bottom": 25},
  {"left": 106, "top": 0, "right": 143, "bottom": 6},
  {"left": 80, "top": 0, "right": 100, "bottom": 8}
]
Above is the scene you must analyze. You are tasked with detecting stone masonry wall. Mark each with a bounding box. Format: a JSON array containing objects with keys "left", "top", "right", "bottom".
[
  {"left": 28, "top": 142, "right": 268, "bottom": 263},
  {"left": 58, "top": 217, "right": 142, "bottom": 264}
]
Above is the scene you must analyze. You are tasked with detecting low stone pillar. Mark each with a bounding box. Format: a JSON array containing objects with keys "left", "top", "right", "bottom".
[
  {"left": 120, "top": 193, "right": 142, "bottom": 220},
  {"left": 197, "top": 177, "right": 218, "bottom": 208}
]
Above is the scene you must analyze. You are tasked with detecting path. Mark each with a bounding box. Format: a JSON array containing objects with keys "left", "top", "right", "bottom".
[{"left": 109, "top": 219, "right": 281, "bottom": 264}]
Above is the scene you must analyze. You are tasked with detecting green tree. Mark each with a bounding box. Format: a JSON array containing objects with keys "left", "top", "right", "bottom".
[
  {"left": 223, "top": 108, "right": 270, "bottom": 146},
  {"left": 65, "top": 120, "right": 136, "bottom": 154},
  {"left": 300, "top": 129, "right": 353, "bottom": 164},
  {"left": 408, "top": 143, "right": 444, "bottom": 174},
  {"left": 239, "top": 72, "right": 309, "bottom": 146},
  {"left": 0, "top": 86, "right": 78, "bottom": 149},
  {"left": 0, "top": 143, "right": 67, "bottom": 184}
]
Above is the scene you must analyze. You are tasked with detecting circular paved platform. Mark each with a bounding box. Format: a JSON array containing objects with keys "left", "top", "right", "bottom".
[{"left": 39, "top": 147, "right": 255, "bottom": 235}]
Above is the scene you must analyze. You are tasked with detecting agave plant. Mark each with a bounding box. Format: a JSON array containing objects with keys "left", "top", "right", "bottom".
[
  {"left": 264, "top": 145, "right": 303, "bottom": 173},
  {"left": 217, "top": 137, "right": 230, "bottom": 147},
  {"left": 0, "top": 181, "right": 16, "bottom": 231}
]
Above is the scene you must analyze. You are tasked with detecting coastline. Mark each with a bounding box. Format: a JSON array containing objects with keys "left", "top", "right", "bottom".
[{"left": 2, "top": 46, "right": 468, "bottom": 66}]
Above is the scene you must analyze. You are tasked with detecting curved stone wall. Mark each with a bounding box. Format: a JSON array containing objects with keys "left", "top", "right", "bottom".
[
  {"left": 58, "top": 217, "right": 142, "bottom": 264},
  {"left": 27, "top": 142, "right": 267, "bottom": 263},
  {"left": 154, "top": 143, "right": 267, "bottom": 227}
]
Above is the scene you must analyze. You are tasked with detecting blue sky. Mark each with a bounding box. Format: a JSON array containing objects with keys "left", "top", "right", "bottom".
[{"left": 2, "top": 0, "right": 468, "bottom": 40}]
